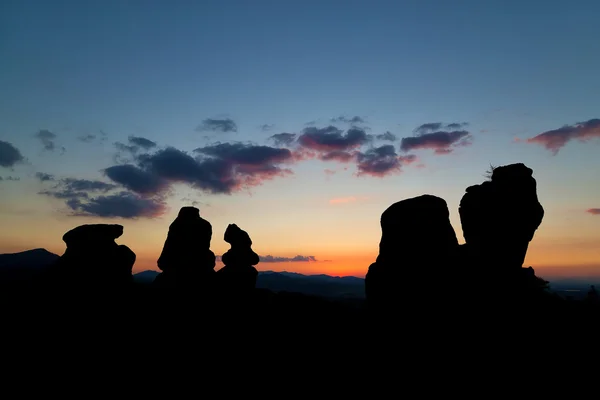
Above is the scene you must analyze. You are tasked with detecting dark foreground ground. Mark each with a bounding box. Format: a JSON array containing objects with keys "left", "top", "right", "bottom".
[{"left": 1, "top": 280, "right": 599, "bottom": 385}]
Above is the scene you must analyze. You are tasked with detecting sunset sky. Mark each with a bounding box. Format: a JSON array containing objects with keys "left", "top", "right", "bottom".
[{"left": 1, "top": 0, "right": 599, "bottom": 280}]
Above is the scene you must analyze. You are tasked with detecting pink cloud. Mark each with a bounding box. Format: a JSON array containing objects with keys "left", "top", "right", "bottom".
[
  {"left": 329, "top": 196, "right": 370, "bottom": 205},
  {"left": 527, "top": 118, "right": 600, "bottom": 154}
]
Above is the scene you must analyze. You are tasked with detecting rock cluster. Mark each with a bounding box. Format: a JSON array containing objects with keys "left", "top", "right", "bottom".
[
  {"left": 217, "top": 223, "right": 260, "bottom": 297},
  {"left": 154, "top": 206, "right": 216, "bottom": 291},
  {"left": 52, "top": 224, "right": 136, "bottom": 288},
  {"left": 366, "top": 163, "right": 547, "bottom": 312}
]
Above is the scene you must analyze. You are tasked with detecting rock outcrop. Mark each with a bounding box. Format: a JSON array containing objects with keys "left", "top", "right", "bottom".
[
  {"left": 51, "top": 224, "right": 136, "bottom": 288},
  {"left": 217, "top": 224, "right": 260, "bottom": 298},
  {"left": 458, "top": 163, "right": 545, "bottom": 296},
  {"left": 153, "top": 206, "right": 216, "bottom": 291},
  {"left": 365, "top": 194, "right": 459, "bottom": 312}
]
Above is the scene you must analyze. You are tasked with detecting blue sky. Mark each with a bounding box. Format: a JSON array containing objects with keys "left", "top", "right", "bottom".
[{"left": 1, "top": 0, "right": 599, "bottom": 277}]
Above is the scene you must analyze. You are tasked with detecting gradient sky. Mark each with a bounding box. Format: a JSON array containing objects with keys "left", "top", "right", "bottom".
[{"left": 1, "top": 0, "right": 599, "bottom": 280}]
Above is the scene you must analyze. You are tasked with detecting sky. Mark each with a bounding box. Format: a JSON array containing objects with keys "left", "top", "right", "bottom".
[{"left": 1, "top": 0, "right": 599, "bottom": 280}]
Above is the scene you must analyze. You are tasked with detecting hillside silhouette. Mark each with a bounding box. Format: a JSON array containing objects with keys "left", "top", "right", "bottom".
[{"left": 1, "top": 163, "right": 598, "bottom": 340}]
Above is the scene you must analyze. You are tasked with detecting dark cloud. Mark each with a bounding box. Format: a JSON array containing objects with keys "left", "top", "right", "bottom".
[
  {"left": 446, "top": 122, "right": 469, "bottom": 130},
  {"left": 137, "top": 147, "right": 233, "bottom": 194},
  {"left": 104, "top": 164, "right": 168, "bottom": 195},
  {"left": 195, "top": 142, "right": 292, "bottom": 166},
  {"left": 66, "top": 191, "right": 166, "bottom": 219},
  {"left": 39, "top": 189, "right": 88, "bottom": 200},
  {"left": 298, "top": 126, "right": 371, "bottom": 152},
  {"left": 320, "top": 150, "right": 356, "bottom": 163},
  {"left": 0, "top": 140, "right": 25, "bottom": 168},
  {"left": 586, "top": 208, "right": 600, "bottom": 215},
  {"left": 356, "top": 145, "right": 416, "bottom": 177},
  {"left": 260, "top": 124, "right": 274, "bottom": 132},
  {"left": 413, "top": 122, "right": 468, "bottom": 135},
  {"left": 39, "top": 178, "right": 117, "bottom": 202},
  {"left": 60, "top": 178, "right": 116, "bottom": 192},
  {"left": 114, "top": 136, "right": 157, "bottom": 162},
  {"left": 400, "top": 124, "right": 472, "bottom": 154},
  {"left": 259, "top": 255, "right": 317, "bottom": 262},
  {"left": 38, "top": 174, "right": 164, "bottom": 219},
  {"left": 114, "top": 142, "right": 294, "bottom": 195},
  {"left": 35, "top": 129, "right": 58, "bottom": 151},
  {"left": 35, "top": 172, "right": 55, "bottom": 182},
  {"left": 268, "top": 133, "right": 297, "bottom": 147},
  {"left": 78, "top": 134, "right": 96, "bottom": 143},
  {"left": 376, "top": 131, "right": 397, "bottom": 141},
  {"left": 128, "top": 136, "right": 157, "bottom": 150},
  {"left": 0, "top": 176, "right": 20, "bottom": 181},
  {"left": 196, "top": 118, "right": 238, "bottom": 133},
  {"left": 526, "top": 118, "right": 600, "bottom": 154},
  {"left": 330, "top": 116, "right": 365, "bottom": 124}
]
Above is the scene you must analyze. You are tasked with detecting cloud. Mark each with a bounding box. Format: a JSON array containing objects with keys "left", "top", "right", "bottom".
[
  {"left": 128, "top": 136, "right": 157, "bottom": 150},
  {"left": 0, "top": 176, "right": 20, "bottom": 181},
  {"left": 376, "top": 131, "right": 396, "bottom": 141},
  {"left": 113, "top": 135, "right": 157, "bottom": 159},
  {"left": 400, "top": 123, "right": 472, "bottom": 154},
  {"left": 355, "top": 145, "right": 416, "bottom": 177},
  {"left": 195, "top": 142, "right": 292, "bottom": 165},
  {"left": 78, "top": 134, "right": 96, "bottom": 143},
  {"left": 0, "top": 140, "right": 25, "bottom": 168},
  {"left": 330, "top": 116, "right": 365, "bottom": 124},
  {"left": 38, "top": 175, "right": 164, "bottom": 219},
  {"left": 66, "top": 191, "right": 166, "bottom": 219},
  {"left": 324, "top": 168, "right": 336, "bottom": 176},
  {"left": 298, "top": 126, "right": 371, "bottom": 152},
  {"left": 39, "top": 178, "right": 117, "bottom": 200},
  {"left": 35, "top": 129, "right": 58, "bottom": 151},
  {"left": 60, "top": 178, "right": 116, "bottom": 192},
  {"left": 35, "top": 172, "right": 55, "bottom": 182},
  {"left": 268, "top": 133, "right": 297, "bottom": 147},
  {"left": 103, "top": 142, "right": 295, "bottom": 196},
  {"left": 526, "top": 118, "right": 600, "bottom": 154},
  {"left": 413, "top": 122, "right": 468, "bottom": 135},
  {"left": 104, "top": 164, "right": 168, "bottom": 195},
  {"left": 320, "top": 150, "right": 357, "bottom": 163},
  {"left": 586, "top": 208, "right": 600, "bottom": 215},
  {"left": 259, "top": 255, "right": 317, "bottom": 262},
  {"left": 196, "top": 118, "right": 238, "bottom": 133},
  {"left": 329, "top": 196, "right": 370, "bottom": 205},
  {"left": 260, "top": 124, "right": 274, "bottom": 132}
]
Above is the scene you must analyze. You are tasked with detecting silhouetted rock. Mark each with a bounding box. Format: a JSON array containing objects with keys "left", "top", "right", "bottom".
[
  {"left": 217, "top": 224, "right": 259, "bottom": 298},
  {"left": 153, "top": 206, "right": 216, "bottom": 291},
  {"left": 458, "top": 163, "right": 545, "bottom": 299},
  {"left": 365, "top": 194, "right": 459, "bottom": 313},
  {"left": 51, "top": 224, "right": 136, "bottom": 288}
]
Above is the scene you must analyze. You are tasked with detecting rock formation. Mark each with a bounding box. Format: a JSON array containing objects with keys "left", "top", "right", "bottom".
[
  {"left": 153, "top": 206, "right": 216, "bottom": 290},
  {"left": 365, "top": 194, "right": 459, "bottom": 312},
  {"left": 458, "top": 163, "right": 545, "bottom": 295},
  {"left": 217, "top": 223, "right": 260, "bottom": 297},
  {"left": 51, "top": 224, "right": 136, "bottom": 288}
]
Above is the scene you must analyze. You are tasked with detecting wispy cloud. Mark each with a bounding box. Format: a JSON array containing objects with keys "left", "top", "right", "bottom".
[
  {"left": 329, "top": 196, "right": 370, "bottom": 205},
  {"left": 34, "top": 129, "right": 58, "bottom": 151},
  {"left": 400, "top": 122, "right": 472, "bottom": 154},
  {"left": 196, "top": 118, "right": 238, "bottom": 133},
  {"left": 525, "top": 118, "right": 600, "bottom": 154},
  {"left": 586, "top": 208, "right": 600, "bottom": 215}
]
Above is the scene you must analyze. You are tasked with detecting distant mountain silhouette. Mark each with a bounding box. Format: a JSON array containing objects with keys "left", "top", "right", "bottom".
[
  {"left": 132, "top": 269, "right": 365, "bottom": 298},
  {"left": 0, "top": 248, "right": 60, "bottom": 283},
  {"left": 1, "top": 249, "right": 597, "bottom": 302},
  {"left": 0, "top": 248, "right": 60, "bottom": 268}
]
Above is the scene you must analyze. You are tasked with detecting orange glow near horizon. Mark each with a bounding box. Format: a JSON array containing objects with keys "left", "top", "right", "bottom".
[{"left": 1, "top": 197, "right": 598, "bottom": 281}]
